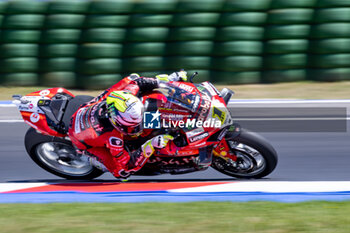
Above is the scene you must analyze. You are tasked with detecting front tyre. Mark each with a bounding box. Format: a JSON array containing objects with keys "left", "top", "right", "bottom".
[
  {"left": 212, "top": 129, "right": 278, "bottom": 179},
  {"left": 25, "top": 128, "right": 104, "bottom": 180}
]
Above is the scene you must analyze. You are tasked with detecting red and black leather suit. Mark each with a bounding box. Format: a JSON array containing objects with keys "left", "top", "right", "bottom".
[{"left": 68, "top": 76, "right": 158, "bottom": 178}]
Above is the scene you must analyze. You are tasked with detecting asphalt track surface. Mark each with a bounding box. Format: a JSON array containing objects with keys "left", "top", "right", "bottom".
[{"left": 1, "top": 101, "right": 350, "bottom": 183}]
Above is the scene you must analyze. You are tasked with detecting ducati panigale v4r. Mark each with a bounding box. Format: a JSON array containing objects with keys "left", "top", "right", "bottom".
[{"left": 13, "top": 73, "right": 278, "bottom": 180}]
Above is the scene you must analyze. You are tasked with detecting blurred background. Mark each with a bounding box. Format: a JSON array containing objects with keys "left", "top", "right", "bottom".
[{"left": 0, "top": 0, "right": 350, "bottom": 89}]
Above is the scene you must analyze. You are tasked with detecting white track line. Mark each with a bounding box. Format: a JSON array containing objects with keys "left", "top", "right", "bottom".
[
  {"left": 171, "top": 181, "right": 350, "bottom": 193},
  {"left": 0, "top": 183, "right": 48, "bottom": 193},
  {"left": 0, "top": 104, "right": 16, "bottom": 107},
  {"left": 0, "top": 120, "right": 23, "bottom": 123}
]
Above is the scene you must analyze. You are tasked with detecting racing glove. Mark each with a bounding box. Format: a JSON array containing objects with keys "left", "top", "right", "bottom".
[
  {"left": 128, "top": 73, "right": 140, "bottom": 80},
  {"left": 156, "top": 70, "right": 188, "bottom": 82},
  {"left": 141, "top": 135, "right": 174, "bottom": 158},
  {"left": 133, "top": 75, "right": 159, "bottom": 94},
  {"left": 126, "top": 135, "right": 174, "bottom": 174}
]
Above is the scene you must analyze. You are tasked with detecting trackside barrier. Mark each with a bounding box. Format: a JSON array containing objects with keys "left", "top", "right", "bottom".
[{"left": 0, "top": 0, "right": 350, "bottom": 88}]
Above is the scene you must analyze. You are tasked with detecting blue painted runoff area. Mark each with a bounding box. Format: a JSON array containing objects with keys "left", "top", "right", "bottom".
[{"left": 1, "top": 191, "right": 350, "bottom": 203}]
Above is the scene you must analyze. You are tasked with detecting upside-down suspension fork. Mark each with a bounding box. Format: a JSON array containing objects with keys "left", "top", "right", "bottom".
[{"left": 213, "top": 139, "right": 237, "bottom": 162}]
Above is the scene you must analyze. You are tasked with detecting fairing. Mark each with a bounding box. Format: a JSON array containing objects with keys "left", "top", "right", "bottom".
[{"left": 14, "top": 88, "right": 74, "bottom": 137}]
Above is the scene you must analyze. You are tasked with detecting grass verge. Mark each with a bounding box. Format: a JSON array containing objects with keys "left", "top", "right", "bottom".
[
  {"left": 2, "top": 81, "right": 350, "bottom": 100},
  {"left": 0, "top": 201, "right": 348, "bottom": 233}
]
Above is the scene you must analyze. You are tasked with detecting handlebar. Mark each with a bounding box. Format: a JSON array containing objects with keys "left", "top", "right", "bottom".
[{"left": 189, "top": 72, "right": 198, "bottom": 83}]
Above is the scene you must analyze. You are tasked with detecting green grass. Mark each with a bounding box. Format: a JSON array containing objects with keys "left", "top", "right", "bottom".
[
  {"left": 2, "top": 81, "right": 350, "bottom": 100},
  {"left": 0, "top": 201, "right": 349, "bottom": 233}
]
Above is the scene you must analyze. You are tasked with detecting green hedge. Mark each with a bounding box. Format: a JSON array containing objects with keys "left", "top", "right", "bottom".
[{"left": 1, "top": 0, "right": 350, "bottom": 87}]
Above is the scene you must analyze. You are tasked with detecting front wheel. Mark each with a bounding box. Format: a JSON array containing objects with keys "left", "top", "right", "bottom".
[
  {"left": 25, "top": 128, "right": 104, "bottom": 180},
  {"left": 212, "top": 129, "right": 278, "bottom": 179}
]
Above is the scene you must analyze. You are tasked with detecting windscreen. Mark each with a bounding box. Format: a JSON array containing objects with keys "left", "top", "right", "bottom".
[{"left": 157, "top": 82, "right": 200, "bottom": 112}]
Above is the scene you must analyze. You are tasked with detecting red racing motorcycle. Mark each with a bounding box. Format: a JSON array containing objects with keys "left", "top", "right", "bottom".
[{"left": 13, "top": 73, "right": 278, "bottom": 180}]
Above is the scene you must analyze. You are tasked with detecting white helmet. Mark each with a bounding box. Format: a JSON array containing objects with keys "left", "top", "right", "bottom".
[{"left": 106, "top": 91, "right": 144, "bottom": 135}]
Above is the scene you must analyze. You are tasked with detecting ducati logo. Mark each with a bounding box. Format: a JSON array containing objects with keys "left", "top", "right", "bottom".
[
  {"left": 109, "top": 137, "right": 123, "bottom": 147},
  {"left": 30, "top": 113, "right": 40, "bottom": 123}
]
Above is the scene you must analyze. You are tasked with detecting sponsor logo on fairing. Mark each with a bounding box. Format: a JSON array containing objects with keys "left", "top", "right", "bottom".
[
  {"left": 197, "top": 96, "right": 211, "bottom": 123},
  {"left": 185, "top": 127, "right": 205, "bottom": 138},
  {"left": 74, "top": 108, "right": 84, "bottom": 133},
  {"left": 18, "top": 105, "right": 30, "bottom": 111},
  {"left": 90, "top": 105, "right": 98, "bottom": 126},
  {"left": 39, "top": 90, "right": 50, "bottom": 96},
  {"left": 15, "top": 96, "right": 45, "bottom": 113},
  {"left": 189, "top": 132, "right": 209, "bottom": 142},
  {"left": 79, "top": 108, "right": 86, "bottom": 131},
  {"left": 174, "top": 83, "right": 194, "bottom": 93}
]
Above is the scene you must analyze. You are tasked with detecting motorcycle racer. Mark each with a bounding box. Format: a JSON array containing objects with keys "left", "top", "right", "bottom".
[{"left": 68, "top": 71, "right": 187, "bottom": 178}]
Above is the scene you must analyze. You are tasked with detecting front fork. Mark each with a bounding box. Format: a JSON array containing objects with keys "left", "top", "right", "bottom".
[
  {"left": 213, "top": 139, "right": 237, "bottom": 162},
  {"left": 212, "top": 123, "right": 241, "bottom": 162}
]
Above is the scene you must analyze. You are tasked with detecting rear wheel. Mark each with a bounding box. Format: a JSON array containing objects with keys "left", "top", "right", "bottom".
[
  {"left": 212, "top": 129, "right": 278, "bottom": 179},
  {"left": 25, "top": 128, "right": 104, "bottom": 180}
]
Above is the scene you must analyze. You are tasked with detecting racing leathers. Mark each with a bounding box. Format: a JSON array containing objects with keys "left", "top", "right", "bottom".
[{"left": 68, "top": 74, "right": 177, "bottom": 178}]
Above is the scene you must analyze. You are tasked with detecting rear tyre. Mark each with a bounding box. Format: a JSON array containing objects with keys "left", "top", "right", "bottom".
[
  {"left": 24, "top": 128, "right": 103, "bottom": 180},
  {"left": 212, "top": 129, "right": 278, "bottom": 179}
]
